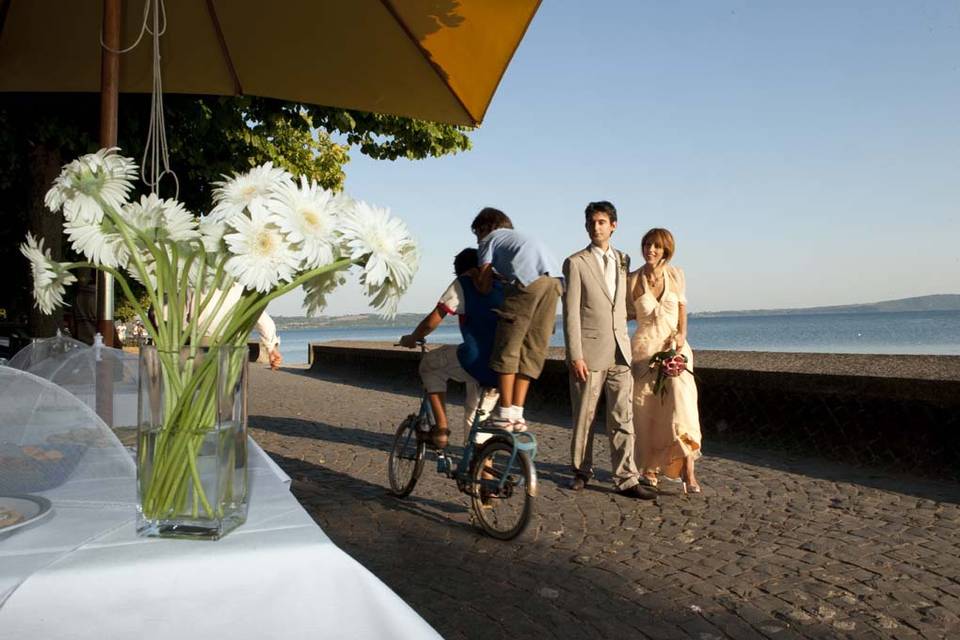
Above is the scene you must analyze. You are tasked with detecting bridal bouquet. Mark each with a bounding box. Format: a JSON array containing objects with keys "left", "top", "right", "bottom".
[
  {"left": 648, "top": 349, "right": 689, "bottom": 398},
  {"left": 21, "top": 148, "right": 418, "bottom": 537}
]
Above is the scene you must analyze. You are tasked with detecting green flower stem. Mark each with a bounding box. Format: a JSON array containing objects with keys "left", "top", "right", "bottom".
[
  {"left": 145, "top": 354, "right": 217, "bottom": 508},
  {"left": 74, "top": 256, "right": 358, "bottom": 524},
  {"left": 142, "top": 347, "right": 236, "bottom": 521},
  {"left": 65, "top": 261, "right": 163, "bottom": 347},
  {"left": 95, "top": 198, "right": 171, "bottom": 346},
  {"left": 187, "top": 252, "right": 209, "bottom": 356},
  {"left": 107, "top": 249, "right": 357, "bottom": 523},
  {"left": 212, "top": 257, "right": 357, "bottom": 349},
  {"left": 185, "top": 439, "right": 214, "bottom": 517},
  {"left": 181, "top": 257, "right": 227, "bottom": 346}
]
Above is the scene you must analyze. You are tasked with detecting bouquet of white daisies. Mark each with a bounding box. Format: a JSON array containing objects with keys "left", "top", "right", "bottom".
[{"left": 21, "top": 148, "right": 418, "bottom": 528}]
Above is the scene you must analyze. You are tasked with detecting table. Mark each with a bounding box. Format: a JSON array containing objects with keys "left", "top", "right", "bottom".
[{"left": 0, "top": 421, "right": 439, "bottom": 638}]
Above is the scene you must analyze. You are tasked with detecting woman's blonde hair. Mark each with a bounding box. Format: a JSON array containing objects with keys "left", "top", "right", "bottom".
[{"left": 641, "top": 228, "right": 675, "bottom": 263}]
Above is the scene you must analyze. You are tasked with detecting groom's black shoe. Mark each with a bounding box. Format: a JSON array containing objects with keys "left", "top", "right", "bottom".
[
  {"left": 569, "top": 475, "right": 588, "bottom": 491},
  {"left": 617, "top": 484, "right": 657, "bottom": 500}
]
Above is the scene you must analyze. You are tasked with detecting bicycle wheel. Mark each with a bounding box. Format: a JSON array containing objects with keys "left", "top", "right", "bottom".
[
  {"left": 388, "top": 414, "right": 426, "bottom": 497},
  {"left": 470, "top": 438, "right": 536, "bottom": 540}
]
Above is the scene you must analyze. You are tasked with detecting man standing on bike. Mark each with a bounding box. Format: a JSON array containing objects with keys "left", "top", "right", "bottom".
[
  {"left": 399, "top": 248, "right": 503, "bottom": 449},
  {"left": 563, "top": 201, "right": 656, "bottom": 500}
]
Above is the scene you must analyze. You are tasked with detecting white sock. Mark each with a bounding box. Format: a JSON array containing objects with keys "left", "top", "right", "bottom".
[
  {"left": 512, "top": 406, "right": 524, "bottom": 422},
  {"left": 495, "top": 405, "right": 512, "bottom": 420}
]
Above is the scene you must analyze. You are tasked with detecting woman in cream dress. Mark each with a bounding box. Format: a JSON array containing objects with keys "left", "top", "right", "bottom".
[{"left": 628, "top": 228, "right": 702, "bottom": 492}]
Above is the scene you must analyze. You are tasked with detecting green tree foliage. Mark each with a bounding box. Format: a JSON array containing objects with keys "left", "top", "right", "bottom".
[
  {"left": 114, "top": 289, "right": 152, "bottom": 323},
  {"left": 121, "top": 94, "right": 472, "bottom": 210}
]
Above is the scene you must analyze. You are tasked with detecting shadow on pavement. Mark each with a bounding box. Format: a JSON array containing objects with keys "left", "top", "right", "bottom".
[
  {"left": 261, "top": 451, "right": 830, "bottom": 640},
  {"left": 250, "top": 414, "right": 593, "bottom": 494}
]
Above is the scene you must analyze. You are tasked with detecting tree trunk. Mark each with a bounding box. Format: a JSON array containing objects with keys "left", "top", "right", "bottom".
[{"left": 26, "top": 143, "right": 64, "bottom": 339}]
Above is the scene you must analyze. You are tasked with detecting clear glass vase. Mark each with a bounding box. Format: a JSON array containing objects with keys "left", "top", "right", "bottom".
[{"left": 136, "top": 346, "right": 248, "bottom": 539}]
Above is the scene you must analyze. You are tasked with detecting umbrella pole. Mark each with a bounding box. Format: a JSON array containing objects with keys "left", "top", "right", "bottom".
[
  {"left": 96, "top": 0, "right": 121, "bottom": 349},
  {"left": 96, "top": 0, "right": 121, "bottom": 427}
]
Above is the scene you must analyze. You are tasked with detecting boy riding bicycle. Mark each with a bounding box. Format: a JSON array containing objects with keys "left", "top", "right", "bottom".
[{"left": 399, "top": 248, "right": 503, "bottom": 449}]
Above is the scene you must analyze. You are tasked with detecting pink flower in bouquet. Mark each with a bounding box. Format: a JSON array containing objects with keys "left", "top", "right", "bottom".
[
  {"left": 648, "top": 349, "right": 690, "bottom": 399},
  {"left": 663, "top": 354, "right": 687, "bottom": 377}
]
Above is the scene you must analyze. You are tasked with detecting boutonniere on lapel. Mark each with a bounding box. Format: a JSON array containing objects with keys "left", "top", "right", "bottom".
[{"left": 618, "top": 253, "right": 629, "bottom": 274}]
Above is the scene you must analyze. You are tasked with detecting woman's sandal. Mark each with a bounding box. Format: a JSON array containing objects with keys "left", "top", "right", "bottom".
[{"left": 681, "top": 456, "right": 701, "bottom": 494}]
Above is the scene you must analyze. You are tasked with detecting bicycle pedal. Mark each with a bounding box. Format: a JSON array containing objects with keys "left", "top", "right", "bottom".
[{"left": 436, "top": 455, "right": 451, "bottom": 475}]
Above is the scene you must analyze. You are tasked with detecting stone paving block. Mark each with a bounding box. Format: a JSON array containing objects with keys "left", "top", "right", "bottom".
[{"left": 699, "top": 610, "right": 768, "bottom": 640}]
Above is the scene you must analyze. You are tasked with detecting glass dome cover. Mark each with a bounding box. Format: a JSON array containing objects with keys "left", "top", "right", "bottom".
[
  {"left": 7, "top": 334, "right": 139, "bottom": 429},
  {"left": 7, "top": 330, "right": 87, "bottom": 372},
  {"left": 0, "top": 366, "right": 135, "bottom": 501}
]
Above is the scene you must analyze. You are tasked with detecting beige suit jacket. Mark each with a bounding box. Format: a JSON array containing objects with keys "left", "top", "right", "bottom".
[{"left": 562, "top": 246, "right": 632, "bottom": 370}]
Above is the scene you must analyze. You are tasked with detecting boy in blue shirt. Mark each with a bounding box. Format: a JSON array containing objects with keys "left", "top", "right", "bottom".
[{"left": 472, "top": 208, "right": 563, "bottom": 431}]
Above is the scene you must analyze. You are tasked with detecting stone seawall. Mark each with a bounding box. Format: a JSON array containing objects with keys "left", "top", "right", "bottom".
[{"left": 309, "top": 341, "right": 960, "bottom": 479}]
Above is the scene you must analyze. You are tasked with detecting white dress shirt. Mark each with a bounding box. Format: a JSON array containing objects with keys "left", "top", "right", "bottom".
[{"left": 590, "top": 245, "right": 617, "bottom": 299}]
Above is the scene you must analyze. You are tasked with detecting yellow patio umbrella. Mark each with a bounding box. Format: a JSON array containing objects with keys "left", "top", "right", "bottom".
[
  {"left": 0, "top": 0, "right": 542, "bottom": 127},
  {"left": 0, "top": 0, "right": 541, "bottom": 344}
]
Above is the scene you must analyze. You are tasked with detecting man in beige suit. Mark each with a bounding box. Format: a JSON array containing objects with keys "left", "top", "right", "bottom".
[{"left": 562, "top": 201, "right": 655, "bottom": 500}]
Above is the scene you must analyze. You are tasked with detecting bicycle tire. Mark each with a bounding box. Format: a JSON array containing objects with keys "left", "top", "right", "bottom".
[
  {"left": 388, "top": 414, "right": 426, "bottom": 497},
  {"left": 470, "top": 438, "right": 535, "bottom": 540}
]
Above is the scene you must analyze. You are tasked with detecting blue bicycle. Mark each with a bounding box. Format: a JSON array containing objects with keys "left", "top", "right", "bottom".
[{"left": 387, "top": 343, "right": 538, "bottom": 540}]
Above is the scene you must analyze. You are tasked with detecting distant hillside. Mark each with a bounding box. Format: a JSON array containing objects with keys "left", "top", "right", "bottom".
[
  {"left": 274, "top": 295, "right": 960, "bottom": 328},
  {"left": 693, "top": 294, "right": 960, "bottom": 318},
  {"left": 273, "top": 313, "right": 425, "bottom": 330}
]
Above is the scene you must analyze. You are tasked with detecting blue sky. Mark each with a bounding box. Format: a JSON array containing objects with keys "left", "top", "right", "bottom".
[{"left": 270, "top": 0, "right": 960, "bottom": 317}]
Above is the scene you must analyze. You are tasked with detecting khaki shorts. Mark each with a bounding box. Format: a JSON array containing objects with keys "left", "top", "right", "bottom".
[{"left": 490, "top": 275, "right": 562, "bottom": 379}]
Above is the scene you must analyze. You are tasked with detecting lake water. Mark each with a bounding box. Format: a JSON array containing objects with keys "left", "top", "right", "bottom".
[{"left": 275, "top": 310, "right": 960, "bottom": 365}]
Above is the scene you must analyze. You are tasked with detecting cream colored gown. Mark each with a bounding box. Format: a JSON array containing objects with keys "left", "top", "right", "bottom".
[{"left": 630, "top": 265, "right": 702, "bottom": 480}]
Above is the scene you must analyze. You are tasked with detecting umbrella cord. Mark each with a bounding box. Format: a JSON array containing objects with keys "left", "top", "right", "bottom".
[
  {"left": 98, "top": 0, "right": 178, "bottom": 199},
  {"left": 142, "top": 0, "right": 178, "bottom": 198},
  {"left": 99, "top": 0, "right": 165, "bottom": 55}
]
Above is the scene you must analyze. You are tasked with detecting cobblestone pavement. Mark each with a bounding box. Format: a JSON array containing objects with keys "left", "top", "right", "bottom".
[{"left": 249, "top": 365, "right": 960, "bottom": 640}]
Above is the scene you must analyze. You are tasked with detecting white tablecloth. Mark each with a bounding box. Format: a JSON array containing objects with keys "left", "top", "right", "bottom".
[{"left": 0, "top": 442, "right": 440, "bottom": 639}]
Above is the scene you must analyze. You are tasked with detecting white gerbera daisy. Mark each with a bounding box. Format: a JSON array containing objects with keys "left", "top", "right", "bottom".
[
  {"left": 339, "top": 200, "right": 416, "bottom": 291},
  {"left": 64, "top": 218, "right": 129, "bottom": 269},
  {"left": 44, "top": 148, "right": 137, "bottom": 224},
  {"left": 123, "top": 193, "right": 164, "bottom": 232},
  {"left": 20, "top": 233, "right": 77, "bottom": 314},
  {"left": 270, "top": 176, "right": 339, "bottom": 269},
  {"left": 364, "top": 243, "right": 419, "bottom": 318},
  {"left": 124, "top": 194, "right": 199, "bottom": 243},
  {"left": 367, "top": 281, "right": 403, "bottom": 318},
  {"left": 124, "top": 246, "right": 159, "bottom": 289},
  {"left": 302, "top": 267, "right": 348, "bottom": 316},
  {"left": 159, "top": 199, "right": 200, "bottom": 243},
  {"left": 210, "top": 163, "right": 292, "bottom": 223},
  {"left": 223, "top": 201, "right": 300, "bottom": 293},
  {"left": 198, "top": 214, "right": 227, "bottom": 254},
  {"left": 331, "top": 191, "right": 357, "bottom": 219}
]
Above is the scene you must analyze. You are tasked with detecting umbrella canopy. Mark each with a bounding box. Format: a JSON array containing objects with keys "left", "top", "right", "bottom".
[{"left": 0, "top": 0, "right": 541, "bottom": 126}]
